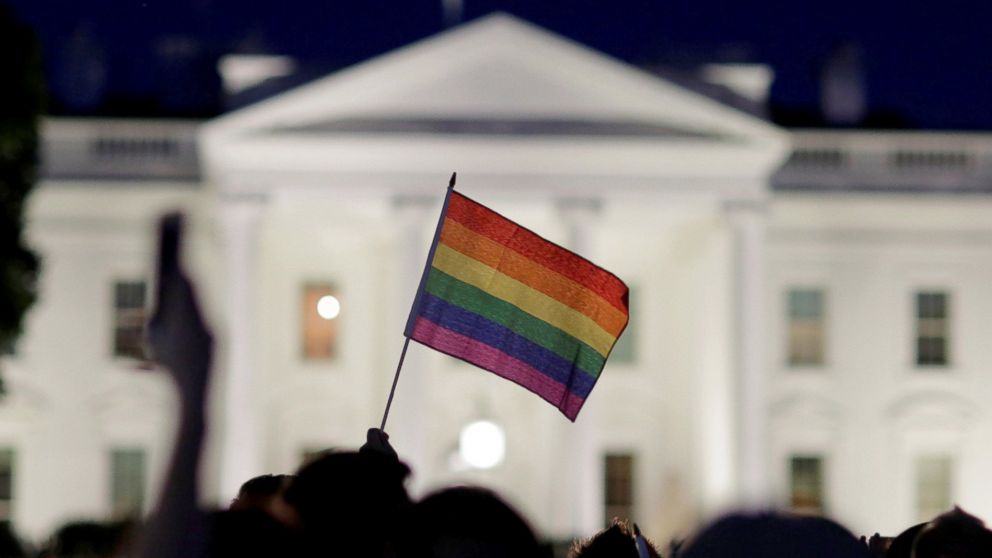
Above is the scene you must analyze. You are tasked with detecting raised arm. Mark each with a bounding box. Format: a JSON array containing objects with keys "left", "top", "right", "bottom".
[{"left": 136, "top": 213, "right": 213, "bottom": 558}]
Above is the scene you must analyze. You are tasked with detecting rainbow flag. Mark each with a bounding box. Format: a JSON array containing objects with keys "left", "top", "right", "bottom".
[{"left": 405, "top": 186, "right": 629, "bottom": 421}]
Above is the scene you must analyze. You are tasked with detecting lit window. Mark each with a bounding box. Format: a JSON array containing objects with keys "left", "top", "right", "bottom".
[
  {"left": 110, "top": 448, "right": 146, "bottom": 518},
  {"left": 609, "top": 286, "right": 637, "bottom": 364},
  {"left": 113, "top": 281, "right": 148, "bottom": 360},
  {"left": 916, "top": 455, "right": 953, "bottom": 522},
  {"left": 604, "top": 453, "right": 634, "bottom": 526},
  {"left": 0, "top": 449, "right": 14, "bottom": 522},
  {"left": 787, "top": 288, "right": 825, "bottom": 367},
  {"left": 916, "top": 292, "right": 949, "bottom": 367},
  {"left": 302, "top": 284, "right": 340, "bottom": 360},
  {"left": 789, "top": 455, "right": 825, "bottom": 514}
]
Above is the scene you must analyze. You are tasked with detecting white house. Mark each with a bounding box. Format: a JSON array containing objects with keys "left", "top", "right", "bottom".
[{"left": 4, "top": 12, "right": 991, "bottom": 547}]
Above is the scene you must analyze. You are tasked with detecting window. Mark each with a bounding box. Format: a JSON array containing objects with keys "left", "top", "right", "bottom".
[
  {"left": 916, "top": 455, "right": 953, "bottom": 522},
  {"left": 789, "top": 455, "right": 825, "bottom": 514},
  {"left": 789, "top": 148, "right": 846, "bottom": 168},
  {"left": 609, "top": 285, "right": 637, "bottom": 364},
  {"left": 302, "top": 284, "right": 340, "bottom": 360},
  {"left": 787, "top": 288, "right": 825, "bottom": 366},
  {"left": 891, "top": 150, "right": 971, "bottom": 170},
  {"left": 0, "top": 449, "right": 14, "bottom": 522},
  {"left": 604, "top": 453, "right": 634, "bottom": 525},
  {"left": 110, "top": 448, "right": 146, "bottom": 518},
  {"left": 113, "top": 281, "right": 148, "bottom": 360},
  {"left": 916, "top": 292, "right": 949, "bottom": 366}
]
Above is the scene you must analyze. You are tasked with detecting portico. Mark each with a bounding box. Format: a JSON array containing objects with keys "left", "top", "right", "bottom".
[{"left": 201, "top": 13, "right": 788, "bottom": 541}]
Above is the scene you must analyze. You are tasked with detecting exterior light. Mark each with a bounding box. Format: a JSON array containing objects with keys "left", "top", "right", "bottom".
[
  {"left": 459, "top": 420, "right": 505, "bottom": 469},
  {"left": 316, "top": 295, "right": 340, "bottom": 320}
]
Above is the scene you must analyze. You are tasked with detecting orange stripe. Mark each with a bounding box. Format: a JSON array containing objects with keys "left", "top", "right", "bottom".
[
  {"left": 446, "top": 192, "right": 629, "bottom": 313},
  {"left": 440, "top": 218, "right": 628, "bottom": 338}
]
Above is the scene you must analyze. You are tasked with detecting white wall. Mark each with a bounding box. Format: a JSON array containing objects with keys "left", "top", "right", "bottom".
[
  {"left": 767, "top": 194, "right": 992, "bottom": 536},
  {"left": 18, "top": 180, "right": 992, "bottom": 546}
]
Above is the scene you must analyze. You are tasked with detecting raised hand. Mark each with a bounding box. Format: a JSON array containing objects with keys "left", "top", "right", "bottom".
[
  {"left": 146, "top": 213, "right": 213, "bottom": 404},
  {"left": 360, "top": 428, "right": 400, "bottom": 461}
]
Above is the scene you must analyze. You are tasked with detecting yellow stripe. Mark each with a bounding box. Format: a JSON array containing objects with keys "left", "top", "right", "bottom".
[
  {"left": 442, "top": 219, "right": 629, "bottom": 337},
  {"left": 433, "top": 244, "right": 616, "bottom": 357}
]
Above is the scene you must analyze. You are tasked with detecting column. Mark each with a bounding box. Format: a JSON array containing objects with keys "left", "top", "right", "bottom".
[
  {"left": 382, "top": 194, "right": 434, "bottom": 496},
  {"left": 557, "top": 197, "right": 603, "bottom": 536},
  {"left": 217, "top": 193, "right": 266, "bottom": 501},
  {"left": 725, "top": 200, "right": 770, "bottom": 506}
]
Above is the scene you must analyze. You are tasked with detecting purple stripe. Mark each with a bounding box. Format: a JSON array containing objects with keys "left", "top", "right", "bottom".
[
  {"left": 418, "top": 292, "right": 596, "bottom": 398},
  {"left": 411, "top": 317, "right": 587, "bottom": 421}
]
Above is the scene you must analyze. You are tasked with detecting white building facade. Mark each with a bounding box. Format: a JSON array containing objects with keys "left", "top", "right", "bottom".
[
  {"left": 767, "top": 131, "right": 992, "bottom": 535},
  {"left": 2, "top": 13, "right": 991, "bottom": 546},
  {"left": 2, "top": 119, "right": 201, "bottom": 539}
]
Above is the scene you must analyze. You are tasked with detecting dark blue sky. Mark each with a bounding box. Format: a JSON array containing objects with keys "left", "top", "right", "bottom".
[{"left": 7, "top": 0, "right": 992, "bottom": 129}]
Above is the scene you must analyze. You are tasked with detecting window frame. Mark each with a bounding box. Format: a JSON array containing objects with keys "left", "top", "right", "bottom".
[
  {"left": 608, "top": 284, "right": 637, "bottom": 366},
  {"left": 109, "top": 447, "right": 147, "bottom": 519},
  {"left": 603, "top": 452, "right": 635, "bottom": 526},
  {"left": 785, "top": 287, "right": 827, "bottom": 368},
  {"left": 914, "top": 454, "right": 954, "bottom": 522},
  {"left": 112, "top": 279, "right": 149, "bottom": 361},
  {"left": 0, "top": 448, "right": 15, "bottom": 523},
  {"left": 914, "top": 290, "right": 950, "bottom": 368},
  {"left": 300, "top": 282, "right": 341, "bottom": 362},
  {"left": 788, "top": 454, "right": 826, "bottom": 515}
]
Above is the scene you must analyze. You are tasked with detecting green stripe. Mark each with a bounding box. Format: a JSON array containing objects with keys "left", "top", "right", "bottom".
[{"left": 426, "top": 268, "right": 605, "bottom": 378}]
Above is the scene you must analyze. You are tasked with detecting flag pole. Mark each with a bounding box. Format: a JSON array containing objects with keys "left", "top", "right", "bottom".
[
  {"left": 380, "top": 337, "right": 411, "bottom": 430},
  {"left": 380, "top": 172, "right": 457, "bottom": 432}
]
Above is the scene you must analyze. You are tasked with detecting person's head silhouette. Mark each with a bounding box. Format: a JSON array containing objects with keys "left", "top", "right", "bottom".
[
  {"left": 397, "top": 485, "right": 544, "bottom": 558},
  {"left": 283, "top": 450, "right": 411, "bottom": 557},
  {"left": 680, "top": 511, "right": 868, "bottom": 558},
  {"left": 570, "top": 519, "right": 660, "bottom": 558},
  {"left": 911, "top": 506, "right": 992, "bottom": 558}
]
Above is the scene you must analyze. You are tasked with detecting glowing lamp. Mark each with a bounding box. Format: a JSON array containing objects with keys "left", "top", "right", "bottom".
[
  {"left": 316, "top": 295, "right": 341, "bottom": 320},
  {"left": 459, "top": 420, "right": 505, "bottom": 469}
]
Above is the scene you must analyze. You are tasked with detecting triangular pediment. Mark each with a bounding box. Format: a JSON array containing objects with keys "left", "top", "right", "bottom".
[{"left": 206, "top": 14, "right": 780, "bottom": 143}]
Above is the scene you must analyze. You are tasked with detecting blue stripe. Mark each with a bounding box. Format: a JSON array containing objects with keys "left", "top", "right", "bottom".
[{"left": 418, "top": 293, "right": 596, "bottom": 399}]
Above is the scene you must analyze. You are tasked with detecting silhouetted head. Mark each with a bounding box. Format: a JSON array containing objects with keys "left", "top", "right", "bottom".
[
  {"left": 570, "top": 519, "right": 661, "bottom": 558},
  {"left": 886, "top": 523, "right": 927, "bottom": 558},
  {"left": 680, "top": 511, "right": 869, "bottom": 558},
  {"left": 232, "top": 474, "right": 289, "bottom": 507},
  {"left": 397, "top": 486, "right": 544, "bottom": 558},
  {"left": 0, "top": 521, "right": 27, "bottom": 558},
  {"left": 230, "top": 474, "right": 297, "bottom": 528},
  {"left": 912, "top": 507, "right": 992, "bottom": 558},
  {"left": 206, "top": 509, "right": 302, "bottom": 558},
  {"left": 283, "top": 450, "right": 411, "bottom": 557},
  {"left": 40, "top": 520, "right": 135, "bottom": 558}
]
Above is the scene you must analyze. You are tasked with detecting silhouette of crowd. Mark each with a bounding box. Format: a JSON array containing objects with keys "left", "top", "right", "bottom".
[{"left": 3, "top": 214, "right": 990, "bottom": 558}]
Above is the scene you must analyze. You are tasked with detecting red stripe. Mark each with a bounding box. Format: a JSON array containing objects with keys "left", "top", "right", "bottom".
[
  {"left": 411, "top": 317, "right": 587, "bottom": 421},
  {"left": 446, "top": 192, "right": 628, "bottom": 314},
  {"left": 561, "top": 391, "right": 585, "bottom": 421}
]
